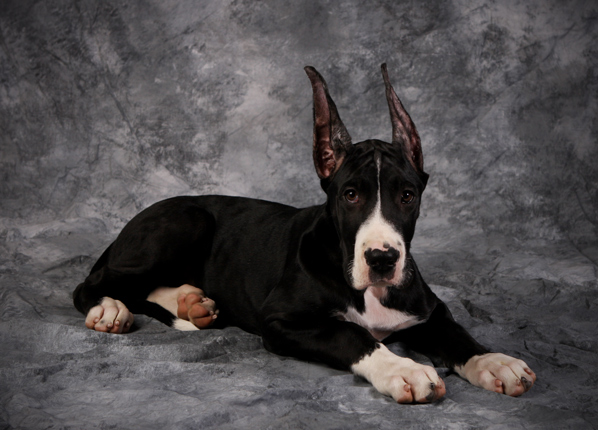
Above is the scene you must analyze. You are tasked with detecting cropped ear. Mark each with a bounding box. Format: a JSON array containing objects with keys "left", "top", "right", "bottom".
[
  {"left": 381, "top": 63, "right": 425, "bottom": 176},
  {"left": 305, "top": 66, "right": 352, "bottom": 180}
]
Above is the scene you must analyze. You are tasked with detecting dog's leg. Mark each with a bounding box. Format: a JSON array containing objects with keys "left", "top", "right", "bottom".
[
  {"left": 262, "top": 315, "right": 445, "bottom": 403},
  {"left": 74, "top": 262, "right": 137, "bottom": 334},
  {"left": 79, "top": 284, "right": 219, "bottom": 333},
  {"left": 386, "top": 301, "right": 536, "bottom": 397},
  {"left": 73, "top": 197, "right": 217, "bottom": 332}
]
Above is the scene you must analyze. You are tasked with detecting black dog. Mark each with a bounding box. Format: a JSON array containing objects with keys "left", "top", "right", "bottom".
[{"left": 74, "top": 64, "right": 535, "bottom": 403}]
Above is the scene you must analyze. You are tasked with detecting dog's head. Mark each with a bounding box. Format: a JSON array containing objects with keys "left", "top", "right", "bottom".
[{"left": 305, "top": 64, "right": 428, "bottom": 291}]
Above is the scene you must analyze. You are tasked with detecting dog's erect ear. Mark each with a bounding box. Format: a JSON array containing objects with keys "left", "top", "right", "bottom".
[
  {"left": 305, "top": 66, "right": 352, "bottom": 180},
  {"left": 381, "top": 63, "right": 425, "bottom": 175}
]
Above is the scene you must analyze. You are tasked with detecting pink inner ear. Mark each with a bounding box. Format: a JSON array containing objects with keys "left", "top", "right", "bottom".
[
  {"left": 319, "top": 147, "right": 336, "bottom": 178},
  {"left": 382, "top": 64, "right": 424, "bottom": 173},
  {"left": 312, "top": 83, "right": 336, "bottom": 178},
  {"left": 306, "top": 66, "right": 351, "bottom": 180},
  {"left": 313, "top": 86, "right": 331, "bottom": 133}
]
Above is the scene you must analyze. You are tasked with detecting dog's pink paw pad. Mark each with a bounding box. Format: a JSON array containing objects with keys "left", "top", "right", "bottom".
[
  {"left": 177, "top": 292, "right": 219, "bottom": 329},
  {"left": 188, "top": 303, "right": 217, "bottom": 328}
]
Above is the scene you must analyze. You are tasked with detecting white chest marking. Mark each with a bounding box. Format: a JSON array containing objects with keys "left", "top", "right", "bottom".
[{"left": 341, "top": 287, "right": 420, "bottom": 341}]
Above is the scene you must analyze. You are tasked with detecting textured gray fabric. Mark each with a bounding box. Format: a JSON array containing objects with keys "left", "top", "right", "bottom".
[{"left": 1, "top": 0, "right": 597, "bottom": 428}]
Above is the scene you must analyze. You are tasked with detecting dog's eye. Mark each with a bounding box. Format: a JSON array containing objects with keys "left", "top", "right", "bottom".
[
  {"left": 401, "top": 191, "right": 415, "bottom": 204},
  {"left": 344, "top": 189, "right": 359, "bottom": 203}
]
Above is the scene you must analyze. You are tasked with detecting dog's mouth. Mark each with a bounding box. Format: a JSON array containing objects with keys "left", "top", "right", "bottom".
[
  {"left": 349, "top": 253, "right": 406, "bottom": 291},
  {"left": 369, "top": 271, "right": 397, "bottom": 286},
  {"left": 369, "top": 279, "right": 396, "bottom": 288}
]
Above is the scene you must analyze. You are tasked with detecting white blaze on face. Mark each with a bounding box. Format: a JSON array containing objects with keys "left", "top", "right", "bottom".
[{"left": 350, "top": 156, "right": 406, "bottom": 290}]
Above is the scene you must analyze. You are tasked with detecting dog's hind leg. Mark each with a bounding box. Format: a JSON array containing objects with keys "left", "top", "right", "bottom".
[
  {"left": 72, "top": 197, "right": 217, "bottom": 333},
  {"left": 74, "top": 271, "right": 218, "bottom": 333},
  {"left": 73, "top": 259, "right": 139, "bottom": 334}
]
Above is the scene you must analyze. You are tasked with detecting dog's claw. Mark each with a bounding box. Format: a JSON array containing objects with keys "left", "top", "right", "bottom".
[
  {"left": 425, "top": 386, "right": 437, "bottom": 402},
  {"left": 521, "top": 377, "right": 532, "bottom": 390}
]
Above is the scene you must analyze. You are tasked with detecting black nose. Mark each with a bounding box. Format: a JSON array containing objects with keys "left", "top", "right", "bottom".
[{"left": 364, "top": 247, "right": 399, "bottom": 273}]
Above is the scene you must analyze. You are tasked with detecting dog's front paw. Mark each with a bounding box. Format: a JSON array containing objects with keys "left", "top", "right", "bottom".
[
  {"left": 352, "top": 344, "right": 446, "bottom": 403},
  {"left": 456, "top": 353, "right": 536, "bottom": 396},
  {"left": 85, "top": 297, "right": 134, "bottom": 334}
]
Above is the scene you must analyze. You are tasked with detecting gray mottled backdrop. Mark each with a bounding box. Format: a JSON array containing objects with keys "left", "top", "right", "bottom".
[{"left": 1, "top": 1, "right": 597, "bottom": 429}]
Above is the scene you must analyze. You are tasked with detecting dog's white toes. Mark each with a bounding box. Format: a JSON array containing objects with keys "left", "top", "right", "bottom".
[
  {"left": 352, "top": 344, "right": 446, "bottom": 403},
  {"left": 85, "top": 297, "right": 133, "bottom": 334},
  {"left": 399, "top": 364, "right": 444, "bottom": 403},
  {"left": 456, "top": 352, "right": 536, "bottom": 396},
  {"left": 386, "top": 375, "right": 413, "bottom": 403}
]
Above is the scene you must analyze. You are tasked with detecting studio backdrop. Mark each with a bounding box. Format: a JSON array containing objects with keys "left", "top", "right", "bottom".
[{"left": 0, "top": 1, "right": 597, "bottom": 429}]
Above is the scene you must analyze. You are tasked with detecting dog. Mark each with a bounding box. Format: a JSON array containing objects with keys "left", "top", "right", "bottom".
[{"left": 73, "top": 64, "right": 536, "bottom": 403}]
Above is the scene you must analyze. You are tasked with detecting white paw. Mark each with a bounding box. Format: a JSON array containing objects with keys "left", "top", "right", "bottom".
[
  {"left": 85, "top": 297, "right": 134, "bottom": 334},
  {"left": 455, "top": 352, "right": 536, "bottom": 396},
  {"left": 352, "top": 344, "right": 446, "bottom": 403}
]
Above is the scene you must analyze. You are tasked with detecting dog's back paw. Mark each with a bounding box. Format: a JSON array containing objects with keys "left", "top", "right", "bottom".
[
  {"left": 85, "top": 297, "right": 134, "bottom": 334},
  {"left": 176, "top": 290, "right": 219, "bottom": 329}
]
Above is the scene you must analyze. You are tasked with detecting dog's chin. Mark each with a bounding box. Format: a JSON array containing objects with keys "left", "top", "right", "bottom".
[{"left": 370, "top": 280, "right": 394, "bottom": 288}]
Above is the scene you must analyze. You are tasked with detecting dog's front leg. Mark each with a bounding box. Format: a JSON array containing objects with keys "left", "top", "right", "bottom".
[
  {"left": 262, "top": 316, "right": 445, "bottom": 403},
  {"left": 387, "top": 301, "right": 536, "bottom": 397}
]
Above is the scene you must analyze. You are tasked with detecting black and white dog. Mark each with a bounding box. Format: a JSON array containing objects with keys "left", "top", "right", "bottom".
[{"left": 74, "top": 64, "right": 535, "bottom": 403}]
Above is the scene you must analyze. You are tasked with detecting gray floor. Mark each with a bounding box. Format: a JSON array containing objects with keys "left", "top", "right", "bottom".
[{"left": 1, "top": 1, "right": 597, "bottom": 428}]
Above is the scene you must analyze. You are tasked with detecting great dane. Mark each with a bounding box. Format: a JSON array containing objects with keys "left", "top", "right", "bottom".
[{"left": 74, "top": 64, "right": 535, "bottom": 403}]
